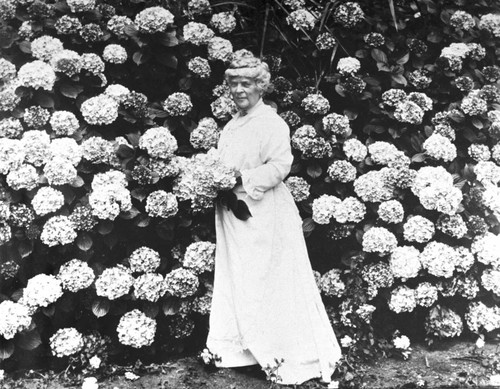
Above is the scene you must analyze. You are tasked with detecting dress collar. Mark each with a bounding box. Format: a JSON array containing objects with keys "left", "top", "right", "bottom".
[{"left": 233, "top": 98, "right": 267, "bottom": 120}]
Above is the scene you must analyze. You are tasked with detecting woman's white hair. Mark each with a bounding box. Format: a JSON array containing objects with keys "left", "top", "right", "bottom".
[{"left": 224, "top": 49, "right": 271, "bottom": 93}]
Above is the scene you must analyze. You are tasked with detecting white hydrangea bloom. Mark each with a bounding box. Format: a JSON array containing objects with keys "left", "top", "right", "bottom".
[
  {"left": 32, "top": 186, "right": 65, "bottom": 216},
  {"left": 362, "top": 227, "right": 397, "bottom": 255},
  {"left": 403, "top": 215, "right": 435, "bottom": 243},
  {"left": 41, "top": 216, "right": 77, "bottom": 247},
  {"left": 181, "top": 241, "right": 216, "bottom": 275},
  {"left": 57, "top": 259, "right": 95, "bottom": 292},
  {"left": 128, "top": 247, "right": 161, "bottom": 273},
  {"left": 133, "top": 273, "right": 166, "bottom": 302},
  {"left": 139, "top": 127, "right": 178, "bottom": 159},
  {"left": 337, "top": 57, "right": 361, "bottom": 74},
  {"left": 420, "top": 241, "right": 459, "bottom": 278},
  {"left": 0, "top": 301, "right": 32, "bottom": 339},
  {"left": 423, "top": 133, "right": 457, "bottom": 162},
  {"left": 312, "top": 194, "right": 340, "bottom": 224},
  {"left": 95, "top": 265, "right": 134, "bottom": 300},
  {"left": 18, "top": 61, "right": 56, "bottom": 90},
  {"left": 49, "top": 328, "right": 84, "bottom": 357},
  {"left": 389, "top": 246, "right": 421, "bottom": 280},
  {"left": 389, "top": 286, "right": 417, "bottom": 313},
  {"left": 117, "top": 309, "right": 156, "bottom": 348},
  {"left": 135, "top": 6, "right": 174, "bottom": 33},
  {"left": 21, "top": 274, "right": 63, "bottom": 310}
]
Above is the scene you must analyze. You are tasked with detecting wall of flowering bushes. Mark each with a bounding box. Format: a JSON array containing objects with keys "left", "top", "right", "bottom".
[{"left": 1, "top": 0, "right": 500, "bottom": 381}]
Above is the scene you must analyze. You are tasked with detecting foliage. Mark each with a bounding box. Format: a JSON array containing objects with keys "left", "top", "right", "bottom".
[{"left": 0, "top": 0, "right": 500, "bottom": 383}]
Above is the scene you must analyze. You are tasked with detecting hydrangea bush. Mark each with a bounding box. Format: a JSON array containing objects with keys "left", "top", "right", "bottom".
[{"left": 0, "top": 0, "right": 500, "bottom": 383}]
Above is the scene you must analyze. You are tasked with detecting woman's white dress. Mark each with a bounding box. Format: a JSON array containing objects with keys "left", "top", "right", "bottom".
[{"left": 207, "top": 100, "right": 341, "bottom": 385}]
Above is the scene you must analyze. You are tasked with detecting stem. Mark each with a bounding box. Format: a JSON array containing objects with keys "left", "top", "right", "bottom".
[
  {"left": 211, "top": 1, "right": 256, "bottom": 8},
  {"left": 260, "top": 2, "right": 271, "bottom": 57}
]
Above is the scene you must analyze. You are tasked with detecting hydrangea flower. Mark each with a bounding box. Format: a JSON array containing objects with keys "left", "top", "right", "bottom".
[
  {"left": 41, "top": 216, "right": 77, "bottom": 247},
  {"left": 0, "top": 301, "right": 32, "bottom": 339},
  {"left": 420, "top": 241, "right": 459, "bottom": 278},
  {"left": 471, "top": 232, "right": 500, "bottom": 269},
  {"left": 316, "top": 32, "right": 336, "bottom": 50},
  {"left": 474, "top": 161, "right": 500, "bottom": 184},
  {"left": 102, "top": 44, "right": 127, "bottom": 64},
  {"left": 81, "top": 137, "right": 115, "bottom": 164},
  {"left": 181, "top": 241, "right": 216, "bottom": 274},
  {"left": 54, "top": 15, "right": 82, "bottom": 35},
  {"left": 320, "top": 268, "right": 345, "bottom": 297},
  {"left": 312, "top": 194, "right": 340, "bottom": 224},
  {"left": 58, "top": 259, "right": 95, "bottom": 292},
  {"left": 332, "top": 197, "right": 366, "bottom": 223},
  {"left": 30, "top": 35, "right": 64, "bottom": 61},
  {"left": 6, "top": 164, "right": 39, "bottom": 191},
  {"left": 32, "top": 187, "right": 64, "bottom": 216},
  {"left": 0, "top": 118, "right": 23, "bottom": 139},
  {"left": 468, "top": 144, "right": 491, "bottom": 162},
  {"left": 0, "top": 58, "right": 16, "bottom": 81},
  {"left": 333, "top": 2, "right": 364, "bottom": 28},
  {"left": 436, "top": 214, "right": 467, "bottom": 239},
  {"left": 394, "top": 101, "right": 424, "bottom": 124},
  {"left": 139, "top": 127, "right": 178, "bottom": 159},
  {"left": 327, "top": 160, "right": 357, "bottom": 183},
  {"left": 343, "top": 138, "right": 367, "bottom": 162},
  {"left": 415, "top": 282, "right": 438, "bottom": 307},
  {"left": 183, "top": 22, "right": 215, "bottom": 46},
  {"left": 450, "top": 10, "right": 475, "bottom": 30},
  {"left": 211, "top": 95, "right": 238, "bottom": 120},
  {"left": 284, "top": 176, "right": 310, "bottom": 202},
  {"left": 133, "top": 273, "right": 166, "bottom": 302},
  {"left": 481, "top": 269, "right": 500, "bottom": 296},
  {"left": 461, "top": 93, "right": 488, "bottom": 116},
  {"left": 354, "top": 170, "right": 395, "bottom": 203},
  {"left": 163, "top": 268, "right": 199, "bottom": 298},
  {"left": 95, "top": 265, "right": 133, "bottom": 300},
  {"left": 188, "top": 57, "right": 211, "bottom": 78},
  {"left": 291, "top": 125, "right": 333, "bottom": 158},
  {"left": 322, "top": 113, "right": 351, "bottom": 136},
  {"left": 23, "top": 106, "right": 50, "bottom": 129},
  {"left": 337, "top": 57, "right": 361, "bottom": 75},
  {"left": 362, "top": 227, "right": 397, "bottom": 255},
  {"left": 21, "top": 274, "right": 63, "bottom": 310},
  {"left": 18, "top": 61, "right": 56, "bottom": 90},
  {"left": 81, "top": 53, "right": 105, "bottom": 75},
  {"left": 135, "top": 6, "right": 174, "bottom": 33},
  {"left": 425, "top": 306, "right": 463, "bottom": 338},
  {"left": 50, "top": 49, "right": 82, "bottom": 77},
  {"left": 128, "top": 247, "right": 161, "bottom": 273},
  {"left": 80, "top": 94, "right": 119, "bottom": 125},
  {"left": 361, "top": 262, "right": 394, "bottom": 298},
  {"left": 378, "top": 200, "right": 404, "bottom": 224},
  {"left": 207, "top": 37, "right": 233, "bottom": 62},
  {"left": 301, "top": 93, "right": 330, "bottom": 115},
  {"left": 382, "top": 89, "right": 407, "bottom": 107},
  {"left": 107, "top": 15, "right": 135, "bottom": 38},
  {"left": 286, "top": 9, "right": 316, "bottom": 31},
  {"left": 146, "top": 191, "right": 178, "bottom": 219},
  {"left": 163, "top": 92, "right": 193, "bottom": 116},
  {"left": 50, "top": 328, "right": 84, "bottom": 357},
  {"left": 389, "top": 286, "right": 417, "bottom": 313},
  {"left": 67, "top": 0, "right": 95, "bottom": 12},
  {"left": 210, "top": 12, "right": 237, "bottom": 34},
  {"left": 117, "top": 309, "right": 156, "bottom": 348},
  {"left": 479, "top": 14, "right": 500, "bottom": 38},
  {"left": 389, "top": 246, "right": 421, "bottom": 280}
]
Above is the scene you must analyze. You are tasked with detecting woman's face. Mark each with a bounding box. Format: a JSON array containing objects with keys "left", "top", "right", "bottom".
[{"left": 228, "top": 76, "right": 262, "bottom": 111}]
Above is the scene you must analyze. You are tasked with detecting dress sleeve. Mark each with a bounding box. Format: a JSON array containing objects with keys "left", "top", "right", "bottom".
[{"left": 240, "top": 117, "right": 293, "bottom": 201}]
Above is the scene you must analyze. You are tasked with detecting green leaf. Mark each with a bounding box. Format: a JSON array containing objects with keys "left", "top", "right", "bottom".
[
  {"left": 427, "top": 30, "right": 442, "bottom": 43},
  {"left": 142, "top": 302, "right": 159, "bottom": 318},
  {"left": 391, "top": 74, "right": 407, "bottom": 86},
  {"left": 18, "top": 240, "right": 33, "bottom": 258},
  {"left": 17, "top": 330, "right": 41, "bottom": 351},
  {"left": 158, "top": 31, "right": 179, "bottom": 47},
  {"left": 92, "top": 298, "right": 110, "bottom": 318},
  {"left": 471, "top": 118, "right": 483, "bottom": 129},
  {"left": 70, "top": 176, "right": 85, "bottom": 188},
  {"left": 371, "top": 49, "right": 388, "bottom": 64},
  {"left": 0, "top": 340, "right": 14, "bottom": 360},
  {"left": 97, "top": 220, "right": 114, "bottom": 235},
  {"left": 59, "top": 83, "right": 84, "bottom": 99},
  {"left": 162, "top": 298, "right": 180, "bottom": 316},
  {"left": 76, "top": 233, "right": 93, "bottom": 251},
  {"left": 34, "top": 91, "right": 55, "bottom": 108},
  {"left": 120, "top": 207, "right": 140, "bottom": 219},
  {"left": 131, "top": 188, "right": 149, "bottom": 201},
  {"left": 134, "top": 214, "right": 151, "bottom": 227},
  {"left": 306, "top": 163, "right": 322, "bottom": 178},
  {"left": 411, "top": 153, "right": 426, "bottom": 163},
  {"left": 302, "top": 217, "right": 315, "bottom": 233},
  {"left": 18, "top": 41, "right": 32, "bottom": 54},
  {"left": 396, "top": 53, "right": 410, "bottom": 65}
]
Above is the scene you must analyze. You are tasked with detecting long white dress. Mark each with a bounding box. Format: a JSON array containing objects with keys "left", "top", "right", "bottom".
[{"left": 207, "top": 100, "right": 341, "bottom": 385}]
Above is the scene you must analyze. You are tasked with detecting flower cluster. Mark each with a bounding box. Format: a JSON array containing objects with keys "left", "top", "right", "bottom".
[
  {"left": 479, "top": 14, "right": 500, "bottom": 38},
  {"left": 80, "top": 94, "right": 119, "bottom": 125},
  {"left": 436, "top": 214, "right": 467, "bottom": 239},
  {"left": 481, "top": 269, "right": 500, "bottom": 296},
  {"left": 188, "top": 57, "right": 211, "bottom": 78},
  {"left": 312, "top": 194, "right": 340, "bottom": 224},
  {"left": 420, "top": 241, "right": 459, "bottom": 278},
  {"left": 210, "top": 12, "right": 236, "bottom": 34},
  {"left": 57, "top": 259, "right": 95, "bottom": 292},
  {"left": 183, "top": 22, "right": 215, "bottom": 45},
  {"left": 362, "top": 227, "right": 397, "bottom": 255},
  {"left": 50, "top": 328, "right": 84, "bottom": 357},
  {"left": 333, "top": 2, "right": 364, "bottom": 28},
  {"left": 284, "top": 176, "right": 310, "bottom": 202},
  {"left": 32, "top": 187, "right": 64, "bottom": 216},
  {"left": 465, "top": 301, "right": 500, "bottom": 333},
  {"left": 6, "top": 164, "right": 39, "bottom": 191},
  {"left": 207, "top": 37, "right": 233, "bottom": 62},
  {"left": 425, "top": 306, "right": 463, "bottom": 338},
  {"left": 181, "top": 241, "right": 216, "bottom": 274},
  {"left": 474, "top": 161, "right": 500, "bottom": 184},
  {"left": 41, "top": 216, "right": 77, "bottom": 247},
  {"left": 0, "top": 118, "right": 23, "bottom": 139},
  {"left": 468, "top": 144, "right": 491, "bottom": 162},
  {"left": 173, "top": 148, "right": 236, "bottom": 212},
  {"left": 146, "top": 190, "right": 178, "bottom": 219},
  {"left": 163, "top": 268, "right": 199, "bottom": 298},
  {"left": 389, "top": 286, "right": 417, "bottom": 313},
  {"left": 139, "top": 126, "right": 178, "bottom": 159},
  {"left": 286, "top": 9, "right": 316, "bottom": 31},
  {"left": 301, "top": 93, "right": 330, "bottom": 115},
  {"left": 128, "top": 247, "right": 161, "bottom": 273},
  {"left": 89, "top": 170, "right": 132, "bottom": 220},
  {"left": 133, "top": 273, "right": 166, "bottom": 302},
  {"left": 378, "top": 200, "right": 404, "bottom": 224},
  {"left": 322, "top": 113, "right": 351, "bottom": 136},
  {"left": 423, "top": 134, "right": 457, "bottom": 162},
  {"left": 320, "top": 268, "right": 346, "bottom": 297},
  {"left": 117, "top": 309, "right": 156, "bottom": 348},
  {"left": 134, "top": 6, "right": 174, "bottom": 33},
  {"left": 354, "top": 170, "right": 395, "bottom": 203},
  {"left": 21, "top": 274, "right": 63, "bottom": 310},
  {"left": 102, "top": 44, "right": 127, "bottom": 64},
  {"left": 316, "top": 32, "right": 336, "bottom": 50},
  {"left": 471, "top": 232, "right": 500, "bottom": 269},
  {"left": 450, "top": 10, "right": 475, "bottom": 30},
  {"left": 327, "top": 160, "right": 356, "bottom": 183},
  {"left": 23, "top": 106, "right": 50, "bottom": 129},
  {"left": 415, "top": 282, "right": 438, "bottom": 307},
  {"left": 50, "top": 49, "right": 82, "bottom": 77},
  {"left": 403, "top": 215, "right": 435, "bottom": 243},
  {"left": 411, "top": 166, "right": 462, "bottom": 214},
  {"left": 163, "top": 92, "right": 193, "bottom": 116},
  {"left": 211, "top": 95, "right": 238, "bottom": 120},
  {"left": 368, "top": 142, "right": 407, "bottom": 166},
  {"left": 81, "top": 137, "right": 115, "bottom": 164},
  {"left": 389, "top": 246, "right": 421, "bottom": 280},
  {"left": 291, "top": 125, "right": 333, "bottom": 158},
  {"left": 332, "top": 197, "right": 365, "bottom": 223},
  {"left": 0, "top": 301, "right": 32, "bottom": 339},
  {"left": 337, "top": 57, "right": 361, "bottom": 75},
  {"left": 95, "top": 265, "right": 134, "bottom": 300},
  {"left": 361, "top": 262, "right": 394, "bottom": 298},
  {"left": 190, "top": 117, "right": 219, "bottom": 150}
]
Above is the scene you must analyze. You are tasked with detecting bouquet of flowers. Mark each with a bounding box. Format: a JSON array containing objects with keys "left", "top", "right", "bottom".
[{"left": 173, "top": 148, "right": 251, "bottom": 220}]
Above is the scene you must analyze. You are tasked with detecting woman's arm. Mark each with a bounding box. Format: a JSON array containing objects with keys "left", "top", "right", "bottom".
[{"left": 240, "top": 117, "right": 293, "bottom": 200}]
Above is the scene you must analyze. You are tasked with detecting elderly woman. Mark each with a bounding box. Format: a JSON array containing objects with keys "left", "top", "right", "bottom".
[{"left": 206, "top": 50, "right": 341, "bottom": 386}]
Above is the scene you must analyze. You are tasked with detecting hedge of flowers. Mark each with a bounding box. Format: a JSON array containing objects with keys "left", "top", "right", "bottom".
[{"left": 0, "top": 0, "right": 500, "bottom": 381}]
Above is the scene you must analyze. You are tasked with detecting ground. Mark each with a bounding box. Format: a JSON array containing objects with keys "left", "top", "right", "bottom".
[{"left": 1, "top": 340, "right": 499, "bottom": 389}]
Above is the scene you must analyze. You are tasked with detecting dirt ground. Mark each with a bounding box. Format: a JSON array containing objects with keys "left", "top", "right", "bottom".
[{"left": 1, "top": 340, "right": 499, "bottom": 389}]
